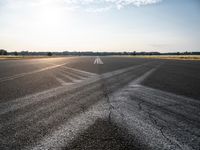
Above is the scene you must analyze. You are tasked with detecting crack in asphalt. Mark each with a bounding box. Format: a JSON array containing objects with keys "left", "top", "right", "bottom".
[
  {"left": 127, "top": 87, "right": 200, "bottom": 149},
  {"left": 138, "top": 98, "right": 184, "bottom": 150},
  {"left": 108, "top": 63, "right": 198, "bottom": 150},
  {"left": 3, "top": 61, "right": 198, "bottom": 150},
  {"left": 1, "top": 62, "right": 157, "bottom": 149}
]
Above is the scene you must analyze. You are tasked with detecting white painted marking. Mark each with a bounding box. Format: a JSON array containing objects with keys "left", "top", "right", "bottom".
[
  {"left": 29, "top": 100, "right": 109, "bottom": 150},
  {"left": 4, "top": 62, "right": 196, "bottom": 150},
  {"left": 58, "top": 72, "right": 82, "bottom": 83},
  {"left": 62, "top": 66, "right": 97, "bottom": 76},
  {"left": 0, "top": 63, "right": 67, "bottom": 83},
  {"left": 55, "top": 77, "right": 74, "bottom": 86},
  {"left": 131, "top": 64, "right": 162, "bottom": 85},
  {"left": 107, "top": 68, "right": 199, "bottom": 150},
  {"left": 109, "top": 85, "right": 196, "bottom": 150},
  {"left": 0, "top": 62, "right": 152, "bottom": 116},
  {"left": 28, "top": 67, "right": 159, "bottom": 150},
  {"left": 55, "top": 66, "right": 96, "bottom": 84},
  {"left": 94, "top": 58, "right": 98, "bottom": 64},
  {"left": 94, "top": 56, "right": 103, "bottom": 65},
  {"left": 61, "top": 70, "right": 86, "bottom": 80},
  {"left": 48, "top": 68, "right": 199, "bottom": 149}
]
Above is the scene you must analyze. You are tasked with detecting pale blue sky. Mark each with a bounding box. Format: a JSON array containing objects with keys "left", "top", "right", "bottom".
[{"left": 0, "top": 0, "right": 200, "bottom": 52}]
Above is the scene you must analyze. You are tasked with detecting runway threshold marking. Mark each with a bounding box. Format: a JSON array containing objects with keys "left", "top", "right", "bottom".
[{"left": 94, "top": 56, "right": 104, "bottom": 65}]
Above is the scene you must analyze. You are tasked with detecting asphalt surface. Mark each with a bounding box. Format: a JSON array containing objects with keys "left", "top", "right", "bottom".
[{"left": 0, "top": 57, "right": 200, "bottom": 150}]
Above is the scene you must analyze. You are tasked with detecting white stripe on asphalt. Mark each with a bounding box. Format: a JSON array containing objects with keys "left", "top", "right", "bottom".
[
  {"left": 109, "top": 83, "right": 199, "bottom": 149},
  {"left": 58, "top": 72, "right": 82, "bottom": 83},
  {"left": 0, "top": 62, "right": 152, "bottom": 116},
  {"left": 55, "top": 77, "right": 74, "bottom": 86},
  {"left": 0, "top": 62, "right": 97, "bottom": 83},
  {"left": 61, "top": 70, "right": 87, "bottom": 80},
  {"left": 98, "top": 58, "right": 103, "bottom": 64},
  {"left": 27, "top": 67, "right": 159, "bottom": 150},
  {"left": 62, "top": 66, "right": 97, "bottom": 76},
  {"left": 94, "top": 58, "right": 97, "bottom": 64},
  {"left": 1, "top": 60, "right": 198, "bottom": 149},
  {"left": 94, "top": 57, "right": 103, "bottom": 64},
  {"left": 29, "top": 100, "right": 109, "bottom": 150},
  {"left": 0, "top": 63, "right": 67, "bottom": 83},
  {"left": 31, "top": 65, "right": 199, "bottom": 150}
]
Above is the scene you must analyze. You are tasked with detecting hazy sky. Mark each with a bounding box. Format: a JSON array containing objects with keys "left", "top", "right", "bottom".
[{"left": 0, "top": 0, "right": 200, "bottom": 52}]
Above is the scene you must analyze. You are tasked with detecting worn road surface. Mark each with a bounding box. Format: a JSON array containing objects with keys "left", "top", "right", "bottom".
[{"left": 0, "top": 57, "right": 200, "bottom": 150}]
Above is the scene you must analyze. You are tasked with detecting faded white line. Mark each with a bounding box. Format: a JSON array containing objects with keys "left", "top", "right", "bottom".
[
  {"left": 29, "top": 100, "right": 109, "bottom": 150},
  {"left": 62, "top": 66, "right": 97, "bottom": 76},
  {"left": 110, "top": 87, "right": 196, "bottom": 150},
  {"left": 55, "top": 77, "right": 74, "bottom": 86},
  {"left": 0, "top": 62, "right": 153, "bottom": 115},
  {"left": 58, "top": 72, "right": 82, "bottom": 83},
  {"left": 14, "top": 63, "right": 198, "bottom": 150},
  {"left": 108, "top": 76, "right": 199, "bottom": 150},
  {"left": 0, "top": 63, "right": 67, "bottom": 83},
  {"left": 28, "top": 66, "right": 158, "bottom": 150},
  {"left": 94, "top": 56, "right": 103, "bottom": 65},
  {"left": 94, "top": 58, "right": 98, "bottom": 64},
  {"left": 98, "top": 58, "right": 103, "bottom": 64},
  {"left": 131, "top": 64, "right": 162, "bottom": 85},
  {"left": 60, "top": 70, "right": 87, "bottom": 80}
]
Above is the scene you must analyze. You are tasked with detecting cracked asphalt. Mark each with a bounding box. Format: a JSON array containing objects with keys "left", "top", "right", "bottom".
[{"left": 0, "top": 57, "right": 200, "bottom": 150}]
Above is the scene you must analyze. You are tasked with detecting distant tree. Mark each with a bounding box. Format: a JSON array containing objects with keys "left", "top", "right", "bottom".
[
  {"left": 183, "top": 51, "right": 190, "bottom": 55},
  {"left": 4, "top": 50, "right": 7, "bottom": 55},
  {"left": 133, "top": 51, "right": 136, "bottom": 56},
  {"left": 123, "top": 52, "right": 128, "bottom": 55},
  {"left": 0, "top": 49, "right": 7, "bottom": 55},
  {"left": 47, "top": 52, "right": 52, "bottom": 56},
  {"left": 21, "top": 51, "right": 29, "bottom": 56},
  {"left": 14, "top": 51, "right": 18, "bottom": 56}
]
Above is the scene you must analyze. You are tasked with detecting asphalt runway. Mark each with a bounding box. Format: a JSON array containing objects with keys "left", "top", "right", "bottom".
[{"left": 0, "top": 57, "right": 200, "bottom": 150}]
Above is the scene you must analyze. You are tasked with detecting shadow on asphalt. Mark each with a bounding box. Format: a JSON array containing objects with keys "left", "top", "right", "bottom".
[{"left": 65, "top": 119, "right": 148, "bottom": 150}]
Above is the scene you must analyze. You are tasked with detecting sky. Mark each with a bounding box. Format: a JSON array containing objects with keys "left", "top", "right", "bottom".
[{"left": 0, "top": 0, "right": 200, "bottom": 52}]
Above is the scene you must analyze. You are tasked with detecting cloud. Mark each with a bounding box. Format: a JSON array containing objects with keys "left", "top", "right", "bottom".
[
  {"left": 86, "top": 6, "right": 112, "bottom": 13},
  {"left": 65, "top": 0, "right": 162, "bottom": 10},
  {"left": 106, "top": 0, "right": 162, "bottom": 9},
  {"left": 1, "top": 0, "right": 162, "bottom": 11}
]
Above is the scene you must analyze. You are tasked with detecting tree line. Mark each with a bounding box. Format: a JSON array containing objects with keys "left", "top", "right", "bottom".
[{"left": 1, "top": 49, "right": 200, "bottom": 56}]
